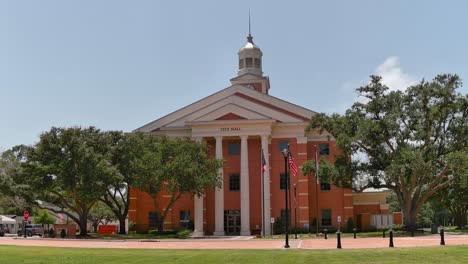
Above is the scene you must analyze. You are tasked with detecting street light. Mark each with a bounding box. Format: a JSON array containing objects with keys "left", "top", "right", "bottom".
[
  {"left": 282, "top": 148, "right": 290, "bottom": 248},
  {"left": 293, "top": 183, "right": 297, "bottom": 239}
]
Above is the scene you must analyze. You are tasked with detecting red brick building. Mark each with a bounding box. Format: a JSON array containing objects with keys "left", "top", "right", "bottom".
[{"left": 129, "top": 32, "right": 388, "bottom": 236}]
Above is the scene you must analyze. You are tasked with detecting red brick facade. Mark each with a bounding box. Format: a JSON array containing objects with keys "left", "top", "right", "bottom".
[{"left": 129, "top": 137, "right": 356, "bottom": 234}]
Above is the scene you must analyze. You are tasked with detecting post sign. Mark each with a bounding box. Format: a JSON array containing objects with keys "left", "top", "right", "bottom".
[
  {"left": 337, "top": 216, "right": 341, "bottom": 223},
  {"left": 270, "top": 217, "right": 275, "bottom": 224},
  {"left": 24, "top": 211, "right": 29, "bottom": 220}
]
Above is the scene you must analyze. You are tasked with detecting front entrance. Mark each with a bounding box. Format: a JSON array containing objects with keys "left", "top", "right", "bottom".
[{"left": 224, "top": 210, "right": 241, "bottom": 235}]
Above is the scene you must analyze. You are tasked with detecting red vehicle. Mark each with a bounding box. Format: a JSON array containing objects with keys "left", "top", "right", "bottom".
[{"left": 17, "top": 224, "right": 43, "bottom": 237}]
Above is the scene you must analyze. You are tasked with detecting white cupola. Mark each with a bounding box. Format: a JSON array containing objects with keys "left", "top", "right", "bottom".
[{"left": 237, "top": 33, "right": 263, "bottom": 77}]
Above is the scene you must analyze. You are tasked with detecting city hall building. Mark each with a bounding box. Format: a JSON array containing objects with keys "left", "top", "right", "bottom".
[{"left": 129, "top": 32, "right": 393, "bottom": 235}]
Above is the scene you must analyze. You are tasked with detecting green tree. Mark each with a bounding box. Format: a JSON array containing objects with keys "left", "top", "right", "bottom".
[
  {"left": 88, "top": 201, "right": 116, "bottom": 233},
  {"left": 98, "top": 132, "right": 144, "bottom": 234},
  {"left": 307, "top": 74, "right": 468, "bottom": 230},
  {"left": 0, "top": 146, "right": 34, "bottom": 215},
  {"left": 20, "top": 127, "right": 116, "bottom": 236},
  {"left": 34, "top": 209, "right": 56, "bottom": 233},
  {"left": 133, "top": 136, "right": 222, "bottom": 232},
  {"left": 435, "top": 174, "right": 468, "bottom": 228}
]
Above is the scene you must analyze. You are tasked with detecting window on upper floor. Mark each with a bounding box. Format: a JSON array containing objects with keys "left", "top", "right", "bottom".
[
  {"left": 319, "top": 144, "right": 330, "bottom": 156},
  {"left": 320, "top": 182, "right": 331, "bottom": 191},
  {"left": 228, "top": 143, "right": 240, "bottom": 155},
  {"left": 278, "top": 141, "right": 289, "bottom": 153}
]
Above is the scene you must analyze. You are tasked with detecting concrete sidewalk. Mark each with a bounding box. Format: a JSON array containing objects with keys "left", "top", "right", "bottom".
[{"left": 0, "top": 234, "right": 466, "bottom": 250}]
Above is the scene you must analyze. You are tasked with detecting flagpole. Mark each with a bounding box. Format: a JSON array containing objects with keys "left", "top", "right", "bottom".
[
  {"left": 261, "top": 148, "right": 265, "bottom": 237},
  {"left": 287, "top": 145, "right": 292, "bottom": 237},
  {"left": 315, "top": 145, "right": 319, "bottom": 236}
]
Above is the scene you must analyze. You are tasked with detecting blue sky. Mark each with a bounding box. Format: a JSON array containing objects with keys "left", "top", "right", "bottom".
[{"left": 1, "top": 0, "right": 467, "bottom": 150}]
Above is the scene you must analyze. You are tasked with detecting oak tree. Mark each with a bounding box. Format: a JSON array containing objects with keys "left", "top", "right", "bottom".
[{"left": 308, "top": 74, "right": 468, "bottom": 230}]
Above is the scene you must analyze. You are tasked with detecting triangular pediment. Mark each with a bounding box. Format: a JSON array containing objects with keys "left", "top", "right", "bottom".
[
  {"left": 215, "top": 113, "right": 246, "bottom": 120},
  {"left": 135, "top": 85, "right": 317, "bottom": 133}
]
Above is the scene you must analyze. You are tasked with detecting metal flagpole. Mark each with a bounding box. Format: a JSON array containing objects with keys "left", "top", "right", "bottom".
[
  {"left": 315, "top": 145, "right": 319, "bottom": 236},
  {"left": 261, "top": 148, "right": 265, "bottom": 237},
  {"left": 287, "top": 145, "right": 292, "bottom": 237}
]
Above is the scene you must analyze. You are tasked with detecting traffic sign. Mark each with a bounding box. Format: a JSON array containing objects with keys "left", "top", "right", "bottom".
[
  {"left": 337, "top": 216, "right": 342, "bottom": 223},
  {"left": 24, "top": 211, "right": 29, "bottom": 220}
]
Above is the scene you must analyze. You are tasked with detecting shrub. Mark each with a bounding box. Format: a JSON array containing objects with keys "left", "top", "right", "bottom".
[
  {"left": 345, "top": 217, "right": 355, "bottom": 233},
  {"left": 368, "top": 225, "right": 377, "bottom": 232},
  {"left": 176, "top": 229, "right": 191, "bottom": 239},
  {"left": 48, "top": 228, "right": 55, "bottom": 238},
  {"left": 392, "top": 224, "right": 404, "bottom": 231},
  {"left": 60, "top": 229, "right": 66, "bottom": 238},
  {"left": 273, "top": 217, "right": 283, "bottom": 235}
]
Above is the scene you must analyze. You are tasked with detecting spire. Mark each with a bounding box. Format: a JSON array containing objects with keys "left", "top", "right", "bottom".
[{"left": 247, "top": 9, "right": 254, "bottom": 44}]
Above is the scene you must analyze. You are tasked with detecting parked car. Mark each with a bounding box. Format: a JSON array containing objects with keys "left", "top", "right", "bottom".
[
  {"left": 0, "top": 224, "right": 6, "bottom": 237},
  {"left": 17, "top": 224, "right": 43, "bottom": 237}
]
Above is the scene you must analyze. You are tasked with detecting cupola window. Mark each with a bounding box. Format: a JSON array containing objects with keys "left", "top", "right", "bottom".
[
  {"left": 254, "top": 58, "right": 261, "bottom": 68},
  {"left": 245, "top": 58, "right": 253, "bottom": 68},
  {"left": 239, "top": 59, "right": 244, "bottom": 69}
]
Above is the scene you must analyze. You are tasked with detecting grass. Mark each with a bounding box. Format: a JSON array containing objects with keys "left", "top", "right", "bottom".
[{"left": 0, "top": 245, "right": 467, "bottom": 264}]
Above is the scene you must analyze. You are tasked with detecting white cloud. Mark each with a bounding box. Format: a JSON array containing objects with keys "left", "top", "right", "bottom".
[{"left": 375, "top": 56, "right": 417, "bottom": 91}]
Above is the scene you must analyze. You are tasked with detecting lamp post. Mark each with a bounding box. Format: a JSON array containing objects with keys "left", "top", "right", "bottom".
[
  {"left": 293, "top": 183, "right": 297, "bottom": 239},
  {"left": 282, "top": 148, "right": 290, "bottom": 248}
]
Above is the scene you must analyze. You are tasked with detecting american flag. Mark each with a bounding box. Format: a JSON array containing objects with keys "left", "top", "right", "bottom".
[
  {"left": 288, "top": 152, "right": 298, "bottom": 177},
  {"left": 261, "top": 149, "right": 266, "bottom": 173}
]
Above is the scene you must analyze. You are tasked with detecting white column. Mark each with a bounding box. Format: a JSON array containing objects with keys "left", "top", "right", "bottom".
[
  {"left": 193, "top": 137, "right": 204, "bottom": 237},
  {"left": 240, "top": 135, "right": 250, "bottom": 235},
  {"left": 213, "top": 136, "right": 225, "bottom": 236},
  {"left": 261, "top": 135, "right": 272, "bottom": 235}
]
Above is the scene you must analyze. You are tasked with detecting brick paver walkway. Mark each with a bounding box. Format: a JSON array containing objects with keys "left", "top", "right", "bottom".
[{"left": 0, "top": 234, "right": 466, "bottom": 250}]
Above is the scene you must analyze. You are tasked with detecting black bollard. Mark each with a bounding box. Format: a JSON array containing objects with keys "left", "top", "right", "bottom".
[
  {"left": 389, "top": 229, "right": 394, "bottom": 248},
  {"left": 382, "top": 228, "right": 386, "bottom": 238},
  {"left": 336, "top": 231, "right": 342, "bottom": 249},
  {"left": 353, "top": 228, "right": 357, "bottom": 239},
  {"left": 324, "top": 229, "right": 328, "bottom": 239},
  {"left": 440, "top": 227, "right": 445, "bottom": 246}
]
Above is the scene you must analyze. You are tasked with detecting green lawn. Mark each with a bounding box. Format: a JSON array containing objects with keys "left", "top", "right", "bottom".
[{"left": 0, "top": 245, "right": 467, "bottom": 264}]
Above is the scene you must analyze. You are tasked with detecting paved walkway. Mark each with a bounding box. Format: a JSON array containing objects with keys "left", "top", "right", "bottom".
[{"left": 0, "top": 234, "right": 466, "bottom": 250}]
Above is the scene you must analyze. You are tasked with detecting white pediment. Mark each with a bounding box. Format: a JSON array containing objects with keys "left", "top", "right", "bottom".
[
  {"left": 135, "top": 85, "right": 317, "bottom": 132},
  {"left": 193, "top": 104, "right": 268, "bottom": 121}
]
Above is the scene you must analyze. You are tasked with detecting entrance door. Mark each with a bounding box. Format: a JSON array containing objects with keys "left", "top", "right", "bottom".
[{"left": 224, "top": 210, "right": 241, "bottom": 235}]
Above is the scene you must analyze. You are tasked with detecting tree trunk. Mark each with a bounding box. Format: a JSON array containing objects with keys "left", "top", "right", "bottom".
[
  {"left": 403, "top": 208, "right": 418, "bottom": 232},
  {"left": 79, "top": 214, "right": 88, "bottom": 237},
  {"left": 93, "top": 221, "right": 98, "bottom": 233},
  {"left": 119, "top": 216, "right": 126, "bottom": 234},
  {"left": 452, "top": 209, "right": 466, "bottom": 229},
  {"left": 157, "top": 215, "right": 164, "bottom": 233}
]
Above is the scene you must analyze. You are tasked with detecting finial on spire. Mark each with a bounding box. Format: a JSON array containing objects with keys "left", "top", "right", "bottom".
[
  {"left": 249, "top": 9, "right": 251, "bottom": 35},
  {"left": 247, "top": 9, "right": 254, "bottom": 44}
]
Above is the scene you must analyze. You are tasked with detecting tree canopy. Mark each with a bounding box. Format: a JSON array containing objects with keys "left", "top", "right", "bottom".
[
  {"left": 308, "top": 74, "right": 468, "bottom": 229},
  {"left": 20, "top": 127, "right": 116, "bottom": 236},
  {"left": 133, "top": 136, "right": 222, "bottom": 232}
]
